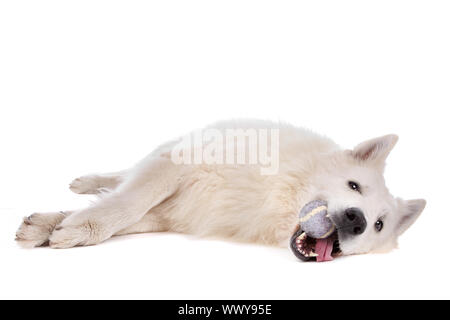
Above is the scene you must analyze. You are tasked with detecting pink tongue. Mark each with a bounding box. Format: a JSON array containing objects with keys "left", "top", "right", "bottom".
[{"left": 315, "top": 238, "right": 334, "bottom": 262}]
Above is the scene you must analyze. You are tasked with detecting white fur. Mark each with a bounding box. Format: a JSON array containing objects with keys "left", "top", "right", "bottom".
[{"left": 15, "top": 119, "right": 426, "bottom": 257}]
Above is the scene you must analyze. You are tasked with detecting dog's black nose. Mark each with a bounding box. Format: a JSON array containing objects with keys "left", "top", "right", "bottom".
[{"left": 342, "top": 208, "right": 367, "bottom": 236}]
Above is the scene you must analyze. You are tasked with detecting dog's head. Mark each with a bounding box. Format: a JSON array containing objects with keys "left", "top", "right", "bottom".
[{"left": 309, "top": 134, "right": 426, "bottom": 259}]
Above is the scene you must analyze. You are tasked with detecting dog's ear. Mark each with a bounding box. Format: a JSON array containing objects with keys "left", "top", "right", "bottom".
[
  {"left": 351, "top": 134, "right": 398, "bottom": 168},
  {"left": 396, "top": 198, "right": 426, "bottom": 236}
]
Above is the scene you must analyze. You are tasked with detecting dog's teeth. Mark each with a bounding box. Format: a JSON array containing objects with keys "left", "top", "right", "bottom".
[
  {"left": 309, "top": 252, "right": 318, "bottom": 257},
  {"left": 296, "top": 239, "right": 300, "bottom": 244},
  {"left": 299, "top": 232, "right": 307, "bottom": 240}
]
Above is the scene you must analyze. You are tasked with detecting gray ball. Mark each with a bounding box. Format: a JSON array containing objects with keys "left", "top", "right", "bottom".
[{"left": 299, "top": 200, "right": 335, "bottom": 239}]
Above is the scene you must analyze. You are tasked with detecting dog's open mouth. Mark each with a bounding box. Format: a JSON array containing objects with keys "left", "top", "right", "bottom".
[{"left": 290, "top": 226, "right": 341, "bottom": 262}]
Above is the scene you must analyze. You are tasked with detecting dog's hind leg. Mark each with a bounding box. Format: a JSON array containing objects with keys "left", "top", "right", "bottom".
[
  {"left": 114, "top": 212, "right": 168, "bottom": 236},
  {"left": 69, "top": 171, "right": 127, "bottom": 194},
  {"left": 15, "top": 211, "right": 73, "bottom": 248},
  {"left": 48, "top": 157, "right": 181, "bottom": 249},
  {"left": 17, "top": 170, "right": 128, "bottom": 248}
]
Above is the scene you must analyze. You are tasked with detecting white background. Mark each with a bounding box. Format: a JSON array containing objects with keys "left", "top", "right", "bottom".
[{"left": 0, "top": 1, "right": 449, "bottom": 299}]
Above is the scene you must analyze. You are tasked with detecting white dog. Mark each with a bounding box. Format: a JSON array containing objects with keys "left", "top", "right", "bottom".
[{"left": 15, "top": 119, "right": 425, "bottom": 261}]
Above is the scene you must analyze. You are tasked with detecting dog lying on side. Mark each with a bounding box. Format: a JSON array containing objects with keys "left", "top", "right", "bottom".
[{"left": 15, "top": 119, "right": 425, "bottom": 260}]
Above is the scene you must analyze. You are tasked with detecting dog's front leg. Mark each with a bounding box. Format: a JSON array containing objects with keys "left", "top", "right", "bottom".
[{"left": 48, "top": 157, "right": 181, "bottom": 248}]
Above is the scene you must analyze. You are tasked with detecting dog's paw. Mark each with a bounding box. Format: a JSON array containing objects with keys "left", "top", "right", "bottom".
[
  {"left": 15, "top": 212, "right": 66, "bottom": 248},
  {"left": 49, "top": 220, "right": 107, "bottom": 249},
  {"left": 69, "top": 175, "right": 100, "bottom": 194}
]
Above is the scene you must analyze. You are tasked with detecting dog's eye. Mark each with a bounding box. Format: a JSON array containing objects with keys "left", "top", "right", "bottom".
[
  {"left": 348, "top": 181, "right": 361, "bottom": 193},
  {"left": 375, "top": 220, "right": 384, "bottom": 232}
]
